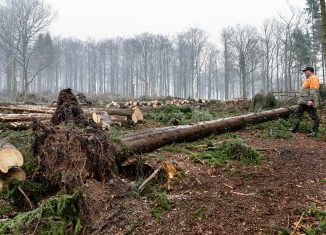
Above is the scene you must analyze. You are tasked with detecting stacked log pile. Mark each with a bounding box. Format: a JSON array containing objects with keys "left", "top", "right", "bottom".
[{"left": 0, "top": 102, "right": 144, "bottom": 130}]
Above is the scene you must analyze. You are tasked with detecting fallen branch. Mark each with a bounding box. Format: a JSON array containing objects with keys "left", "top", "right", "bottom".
[
  {"left": 230, "top": 191, "right": 255, "bottom": 196},
  {"left": 223, "top": 183, "right": 234, "bottom": 189},
  {"left": 291, "top": 212, "right": 305, "bottom": 235},
  {"left": 138, "top": 166, "right": 163, "bottom": 192}
]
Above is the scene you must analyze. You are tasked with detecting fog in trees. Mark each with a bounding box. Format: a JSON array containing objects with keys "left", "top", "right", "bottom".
[{"left": 0, "top": 0, "right": 324, "bottom": 100}]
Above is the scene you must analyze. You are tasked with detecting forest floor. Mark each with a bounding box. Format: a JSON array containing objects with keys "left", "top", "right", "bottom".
[
  {"left": 135, "top": 126, "right": 326, "bottom": 234},
  {"left": 0, "top": 98, "right": 325, "bottom": 235},
  {"left": 108, "top": 103, "right": 326, "bottom": 235}
]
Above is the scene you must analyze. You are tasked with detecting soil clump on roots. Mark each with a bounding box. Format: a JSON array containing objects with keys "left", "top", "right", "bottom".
[{"left": 30, "top": 89, "right": 149, "bottom": 233}]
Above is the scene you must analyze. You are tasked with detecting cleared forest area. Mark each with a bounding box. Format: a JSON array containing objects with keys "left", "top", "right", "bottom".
[{"left": 0, "top": 91, "right": 325, "bottom": 234}]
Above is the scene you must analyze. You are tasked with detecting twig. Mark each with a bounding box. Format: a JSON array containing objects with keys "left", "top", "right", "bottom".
[
  {"left": 191, "top": 155, "right": 205, "bottom": 165},
  {"left": 223, "top": 183, "right": 234, "bottom": 189},
  {"left": 138, "top": 166, "right": 163, "bottom": 192},
  {"left": 32, "top": 204, "right": 43, "bottom": 235},
  {"left": 18, "top": 186, "right": 34, "bottom": 209},
  {"left": 230, "top": 191, "right": 255, "bottom": 196},
  {"left": 291, "top": 212, "right": 305, "bottom": 235}
]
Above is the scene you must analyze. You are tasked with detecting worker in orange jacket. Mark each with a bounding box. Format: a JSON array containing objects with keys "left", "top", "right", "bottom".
[{"left": 291, "top": 66, "right": 320, "bottom": 137}]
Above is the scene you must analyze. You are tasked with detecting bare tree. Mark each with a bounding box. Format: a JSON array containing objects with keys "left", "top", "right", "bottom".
[
  {"left": 0, "top": 0, "right": 55, "bottom": 94},
  {"left": 261, "top": 19, "right": 277, "bottom": 92},
  {"left": 231, "top": 25, "right": 261, "bottom": 98},
  {"left": 320, "top": 0, "right": 326, "bottom": 84},
  {"left": 220, "top": 27, "right": 234, "bottom": 99}
]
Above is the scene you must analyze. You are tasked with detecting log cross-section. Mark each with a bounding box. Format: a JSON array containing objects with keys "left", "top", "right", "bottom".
[{"left": 0, "top": 140, "right": 24, "bottom": 173}]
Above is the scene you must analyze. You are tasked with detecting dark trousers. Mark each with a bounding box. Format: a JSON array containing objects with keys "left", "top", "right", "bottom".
[{"left": 294, "top": 104, "right": 320, "bottom": 132}]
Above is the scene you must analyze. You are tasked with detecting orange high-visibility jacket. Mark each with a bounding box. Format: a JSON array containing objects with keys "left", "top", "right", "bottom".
[{"left": 298, "top": 74, "right": 320, "bottom": 106}]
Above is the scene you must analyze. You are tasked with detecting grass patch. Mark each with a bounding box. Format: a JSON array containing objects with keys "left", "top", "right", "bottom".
[
  {"left": 161, "top": 145, "right": 185, "bottom": 153},
  {"left": 148, "top": 188, "right": 173, "bottom": 220},
  {"left": 0, "top": 130, "right": 54, "bottom": 210},
  {"left": 0, "top": 130, "right": 37, "bottom": 174},
  {"left": 249, "top": 116, "right": 326, "bottom": 139},
  {"left": 250, "top": 118, "right": 294, "bottom": 139},
  {"left": 278, "top": 204, "right": 326, "bottom": 235},
  {"left": 199, "top": 139, "right": 262, "bottom": 166},
  {"left": 1, "top": 180, "right": 54, "bottom": 210},
  {"left": 304, "top": 204, "right": 326, "bottom": 234},
  {"left": 146, "top": 105, "right": 215, "bottom": 125},
  {"left": 185, "top": 136, "right": 215, "bottom": 149},
  {"left": 191, "top": 110, "right": 214, "bottom": 122},
  {"left": 0, "top": 202, "right": 14, "bottom": 215},
  {"left": 0, "top": 192, "right": 83, "bottom": 235}
]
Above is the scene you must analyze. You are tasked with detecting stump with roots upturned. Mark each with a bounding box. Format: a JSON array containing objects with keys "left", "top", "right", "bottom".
[{"left": 32, "top": 88, "right": 118, "bottom": 190}]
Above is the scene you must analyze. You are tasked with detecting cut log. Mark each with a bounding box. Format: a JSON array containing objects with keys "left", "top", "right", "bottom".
[
  {"left": 0, "top": 122, "right": 32, "bottom": 130},
  {"left": 0, "top": 113, "right": 52, "bottom": 122},
  {"left": 0, "top": 105, "right": 55, "bottom": 114},
  {"left": 92, "top": 111, "right": 128, "bottom": 127},
  {"left": 106, "top": 107, "right": 144, "bottom": 124},
  {"left": 92, "top": 111, "right": 111, "bottom": 129},
  {"left": 0, "top": 140, "right": 24, "bottom": 173},
  {"left": 114, "top": 106, "right": 296, "bottom": 161},
  {"left": 106, "top": 109, "right": 134, "bottom": 118},
  {"left": 132, "top": 106, "right": 144, "bottom": 123}
]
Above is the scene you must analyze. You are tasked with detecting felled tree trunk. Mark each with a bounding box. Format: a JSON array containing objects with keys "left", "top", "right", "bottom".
[
  {"left": 0, "top": 122, "right": 32, "bottom": 130},
  {"left": 0, "top": 105, "right": 55, "bottom": 114},
  {"left": 0, "top": 113, "right": 52, "bottom": 122},
  {"left": 114, "top": 106, "right": 296, "bottom": 162}
]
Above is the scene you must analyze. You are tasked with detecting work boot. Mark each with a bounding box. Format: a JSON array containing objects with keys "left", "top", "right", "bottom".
[{"left": 307, "top": 131, "right": 317, "bottom": 137}]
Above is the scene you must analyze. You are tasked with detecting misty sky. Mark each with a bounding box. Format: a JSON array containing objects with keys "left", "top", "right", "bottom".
[{"left": 47, "top": 0, "right": 306, "bottom": 41}]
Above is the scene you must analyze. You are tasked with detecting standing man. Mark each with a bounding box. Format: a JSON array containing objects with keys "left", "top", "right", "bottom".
[{"left": 291, "top": 66, "right": 320, "bottom": 137}]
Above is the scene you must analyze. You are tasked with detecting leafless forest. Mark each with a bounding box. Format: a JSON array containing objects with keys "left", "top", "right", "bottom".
[{"left": 0, "top": 0, "right": 324, "bottom": 101}]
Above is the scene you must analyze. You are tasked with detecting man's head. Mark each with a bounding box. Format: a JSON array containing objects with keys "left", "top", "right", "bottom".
[{"left": 302, "top": 66, "right": 314, "bottom": 77}]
